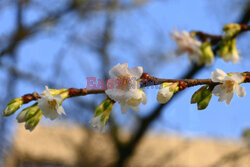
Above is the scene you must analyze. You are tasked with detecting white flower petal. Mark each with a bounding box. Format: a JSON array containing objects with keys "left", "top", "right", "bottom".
[
  {"left": 235, "top": 85, "right": 246, "bottom": 97},
  {"left": 109, "top": 63, "right": 129, "bottom": 78},
  {"left": 130, "top": 106, "right": 139, "bottom": 112},
  {"left": 89, "top": 115, "right": 106, "bottom": 133},
  {"left": 120, "top": 103, "right": 129, "bottom": 114},
  {"left": 44, "top": 110, "right": 58, "bottom": 120},
  {"left": 38, "top": 86, "right": 65, "bottom": 120},
  {"left": 212, "top": 85, "right": 222, "bottom": 96},
  {"left": 231, "top": 73, "right": 244, "bottom": 83},
  {"left": 43, "top": 86, "right": 52, "bottom": 96},
  {"left": 225, "top": 92, "right": 234, "bottom": 105},
  {"left": 218, "top": 91, "right": 228, "bottom": 102},
  {"left": 58, "top": 106, "right": 66, "bottom": 115},
  {"left": 211, "top": 69, "right": 227, "bottom": 82},
  {"left": 125, "top": 89, "right": 142, "bottom": 100},
  {"left": 125, "top": 90, "right": 145, "bottom": 107},
  {"left": 128, "top": 66, "right": 143, "bottom": 79},
  {"left": 105, "top": 89, "right": 127, "bottom": 102}
]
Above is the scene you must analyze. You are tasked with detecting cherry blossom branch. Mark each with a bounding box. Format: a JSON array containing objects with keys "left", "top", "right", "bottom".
[
  {"left": 21, "top": 88, "right": 105, "bottom": 104},
  {"left": 20, "top": 72, "right": 250, "bottom": 105}
]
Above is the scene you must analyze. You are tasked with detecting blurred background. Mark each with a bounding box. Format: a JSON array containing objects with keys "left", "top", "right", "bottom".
[{"left": 1, "top": 0, "right": 250, "bottom": 166}]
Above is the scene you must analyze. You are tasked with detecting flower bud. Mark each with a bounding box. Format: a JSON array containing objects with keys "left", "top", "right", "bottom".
[
  {"left": 223, "top": 24, "right": 241, "bottom": 37},
  {"left": 89, "top": 99, "right": 114, "bottom": 132},
  {"left": 3, "top": 98, "right": 23, "bottom": 116},
  {"left": 16, "top": 103, "right": 40, "bottom": 123},
  {"left": 218, "top": 38, "right": 240, "bottom": 64},
  {"left": 25, "top": 110, "right": 43, "bottom": 132},
  {"left": 157, "top": 82, "right": 179, "bottom": 104},
  {"left": 200, "top": 42, "right": 214, "bottom": 66}
]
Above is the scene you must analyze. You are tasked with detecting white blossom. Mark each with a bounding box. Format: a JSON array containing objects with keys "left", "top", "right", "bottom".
[
  {"left": 105, "top": 63, "right": 147, "bottom": 114},
  {"left": 38, "top": 86, "right": 66, "bottom": 120},
  {"left": 171, "top": 29, "right": 202, "bottom": 64},
  {"left": 89, "top": 115, "right": 106, "bottom": 133},
  {"left": 211, "top": 69, "right": 246, "bottom": 105}
]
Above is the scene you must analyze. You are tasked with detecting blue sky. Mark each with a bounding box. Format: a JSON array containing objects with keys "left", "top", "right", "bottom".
[{"left": 1, "top": 0, "right": 250, "bottom": 139}]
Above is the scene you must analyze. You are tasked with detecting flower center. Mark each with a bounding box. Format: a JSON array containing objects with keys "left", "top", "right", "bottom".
[
  {"left": 222, "top": 81, "right": 235, "bottom": 93},
  {"left": 118, "top": 76, "right": 133, "bottom": 90},
  {"left": 47, "top": 99, "right": 57, "bottom": 111}
]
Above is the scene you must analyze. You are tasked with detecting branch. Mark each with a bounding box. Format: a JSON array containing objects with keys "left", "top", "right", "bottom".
[
  {"left": 193, "top": 24, "right": 250, "bottom": 43},
  {"left": 20, "top": 72, "right": 250, "bottom": 104}
]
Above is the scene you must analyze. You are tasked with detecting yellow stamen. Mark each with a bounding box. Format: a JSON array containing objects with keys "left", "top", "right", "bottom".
[{"left": 47, "top": 99, "right": 57, "bottom": 111}]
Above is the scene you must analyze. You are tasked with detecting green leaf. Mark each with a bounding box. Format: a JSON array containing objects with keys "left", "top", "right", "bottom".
[
  {"left": 197, "top": 93, "right": 212, "bottom": 110},
  {"left": 191, "top": 85, "right": 212, "bottom": 110},
  {"left": 191, "top": 86, "right": 206, "bottom": 104}
]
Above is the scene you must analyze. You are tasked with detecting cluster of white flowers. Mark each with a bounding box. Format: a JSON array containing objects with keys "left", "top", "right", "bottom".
[
  {"left": 171, "top": 28, "right": 242, "bottom": 65},
  {"left": 211, "top": 69, "right": 246, "bottom": 104},
  {"left": 171, "top": 29, "right": 203, "bottom": 65},
  {"left": 105, "top": 63, "right": 147, "bottom": 114},
  {"left": 38, "top": 86, "right": 66, "bottom": 120}
]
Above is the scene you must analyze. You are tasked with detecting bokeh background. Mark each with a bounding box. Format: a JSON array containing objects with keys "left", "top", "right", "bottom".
[{"left": 0, "top": 0, "right": 250, "bottom": 166}]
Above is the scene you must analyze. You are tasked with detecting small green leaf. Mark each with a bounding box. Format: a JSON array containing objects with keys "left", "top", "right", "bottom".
[
  {"left": 198, "top": 93, "right": 212, "bottom": 110},
  {"left": 191, "top": 85, "right": 212, "bottom": 110},
  {"left": 191, "top": 86, "right": 207, "bottom": 104}
]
